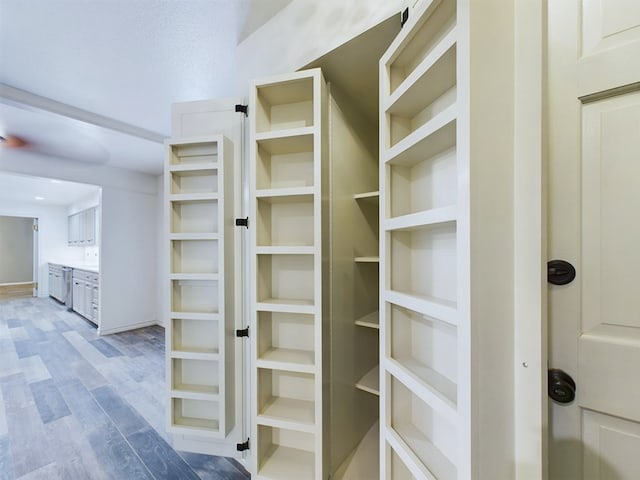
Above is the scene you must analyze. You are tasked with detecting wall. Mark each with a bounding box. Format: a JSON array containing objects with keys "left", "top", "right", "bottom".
[
  {"left": 99, "top": 186, "right": 157, "bottom": 334},
  {"left": 0, "top": 215, "right": 34, "bottom": 283},
  {"left": 0, "top": 199, "right": 84, "bottom": 296},
  {"left": 236, "top": 0, "right": 402, "bottom": 90}
]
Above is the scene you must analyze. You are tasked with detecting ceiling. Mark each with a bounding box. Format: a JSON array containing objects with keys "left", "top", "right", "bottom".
[{"left": 0, "top": 0, "right": 292, "bottom": 195}]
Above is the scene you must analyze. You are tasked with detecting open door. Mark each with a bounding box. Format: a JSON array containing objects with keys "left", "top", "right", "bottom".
[{"left": 548, "top": 1, "right": 640, "bottom": 478}]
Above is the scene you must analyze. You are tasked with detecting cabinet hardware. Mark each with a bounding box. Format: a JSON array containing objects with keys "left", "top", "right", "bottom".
[
  {"left": 235, "top": 104, "right": 248, "bottom": 116},
  {"left": 236, "top": 439, "right": 250, "bottom": 452},
  {"left": 235, "top": 217, "right": 249, "bottom": 228},
  {"left": 236, "top": 327, "right": 249, "bottom": 338},
  {"left": 547, "top": 259, "right": 576, "bottom": 285}
]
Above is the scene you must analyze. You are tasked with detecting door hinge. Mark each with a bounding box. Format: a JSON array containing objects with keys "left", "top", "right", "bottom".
[
  {"left": 235, "top": 104, "right": 248, "bottom": 116},
  {"left": 236, "top": 327, "right": 249, "bottom": 338},
  {"left": 32, "top": 224, "right": 39, "bottom": 231},
  {"left": 236, "top": 439, "right": 250, "bottom": 452},
  {"left": 401, "top": 7, "right": 409, "bottom": 27},
  {"left": 235, "top": 217, "right": 249, "bottom": 228}
]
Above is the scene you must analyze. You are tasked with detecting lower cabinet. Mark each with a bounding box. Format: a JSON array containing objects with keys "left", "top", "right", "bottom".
[
  {"left": 48, "top": 263, "right": 64, "bottom": 302},
  {"left": 72, "top": 269, "right": 99, "bottom": 325}
]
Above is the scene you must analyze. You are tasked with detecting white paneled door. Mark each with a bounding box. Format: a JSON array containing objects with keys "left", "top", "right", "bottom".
[{"left": 548, "top": 1, "right": 640, "bottom": 478}]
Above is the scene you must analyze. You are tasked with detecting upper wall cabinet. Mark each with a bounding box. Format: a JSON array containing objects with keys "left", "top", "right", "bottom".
[{"left": 68, "top": 207, "right": 98, "bottom": 246}]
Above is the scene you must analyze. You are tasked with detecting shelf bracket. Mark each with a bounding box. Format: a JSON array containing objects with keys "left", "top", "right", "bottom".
[
  {"left": 235, "top": 217, "right": 249, "bottom": 228},
  {"left": 236, "top": 327, "right": 249, "bottom": 338},
  {"left": 236, "top": 439, "right": 250, "bottom": 452},
  {"left": 235, "top": 104, "right": 248, "bottom": 116}
]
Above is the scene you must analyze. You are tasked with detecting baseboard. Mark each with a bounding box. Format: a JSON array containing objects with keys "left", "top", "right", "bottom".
[{"left": 97, "top": 319, "right": 158, "bottom": 336}]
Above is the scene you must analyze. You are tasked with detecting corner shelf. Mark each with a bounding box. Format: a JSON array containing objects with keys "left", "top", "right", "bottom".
[{"left": 355, "top": 366, "right": 380, "bottom": 396}]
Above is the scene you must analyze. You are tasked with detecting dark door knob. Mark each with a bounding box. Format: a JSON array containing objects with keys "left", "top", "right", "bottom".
[{"left": 548, "top": 368, "right": 576, "bottom": 404}]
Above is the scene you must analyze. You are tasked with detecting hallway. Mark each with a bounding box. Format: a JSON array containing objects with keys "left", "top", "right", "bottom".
[{"left": 0, "top": 296, "right": 249, "bottom": 479}]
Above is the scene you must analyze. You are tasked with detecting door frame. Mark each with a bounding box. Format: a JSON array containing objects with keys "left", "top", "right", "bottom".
[{"left": 513, "top": 1, "right": 547, "bottom": 479}]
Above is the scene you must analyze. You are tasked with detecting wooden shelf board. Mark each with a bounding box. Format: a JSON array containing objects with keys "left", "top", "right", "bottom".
[
  {"left": 170, "top": 349, "right": 220, "bottom": 361},
  {"left": 168, "top": 163, "right": 219, "bottom": 173},
  {"left": 354, "top": 256, "right": 380, "bottom": 263},
  {"left": 392, "top": 356, "right": 457, "bottom": 406},
  {"left": 355, "top": 366, "right": 380, "bottom": 396},
  {"left": 258, "top": 444, "right": 315, "bottom": 480},
  {"left": 384, "top": 28, "right": 458, "bottom": 117},
  {"left": 256, "top": 246, "right": 315, "bottom": 255},
  {"left": 254, "top": 129, "right": 315, "bottom": 157},
  {"left": 171, "top": 383, "right": 220, "bottom": 397},
  {"left": 333, "top": 421, "right": 379, "bottom": 480},
  {"left": 383, "top": 105, "right": 457, "bottom": 167},
  {"left": 258, "top": 347, "right": 315, "bottom": 371},
  {"left": 170, "top": 233, "right": 219, "bottom": 241},
  {"left": 169, "top": 273, "right": 220, "bottom": 281},
  {"left": 355, "top": 311, "right": 380, "bottom": 329},
  {"left": 169, "top": 193, "right": 219, "bottom": 203},
  {"left": 170, "top": 389, "right": 220, "bottom": 402},
  {"left": 385, "top": 206, "right": 457, "bottom": 231},
  {"left": 385, "top": 290, "right": 457, "bottom": 326},
  {"left": 170, "top": 417, "right": 220, "bottom": 434},
  {"left": 385, "top": 359, "right": 457, "bottom": 426},
  {"left": 257, "top": 299, "right": 316, "bottom": 315},
  {"left": 354, "top": 190, "right": 380, "bottom": 201},
  {"left": 387, "top": 422, "right": 456, "bottom": 480},
  {"left": 256, "top": 186, "right": 315, "bottom": 200},
  {"left": 258, "top": 396, "right": 316, "bottom": 430},
  {"left": 169, "top": 312, "right": 219, "bottom": 322}
]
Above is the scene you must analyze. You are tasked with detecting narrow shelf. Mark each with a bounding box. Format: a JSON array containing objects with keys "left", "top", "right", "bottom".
[
  {"left": 170, "top": 350, "right": 220, "bottom": 361},
  {"left": 170, "top": 389, "right": 220, "bottom": 402},
  {"left": 385, "top": 358, "right": 457, "bottom": 424},
  {"left": 385, "top": 206, "right": 457, "bottom": 231},
  {"left": 258, "top": 444, "right": 315, "bottom": 480},
  {"left": 168, "top": 163, "right": 219, "bottom": 173},
  {"left": 171, "top": 383, "right": 220, "bottom": 398},
  {"left": 169, "top": 312, "right": 219, "bottom": 322},
  {"left": 257, "top": 347, "right": 315, "bottom": 374},
  {"left": 254, "top": 126, "right": 315, "bottom": 144},
  {"left": 355, "top": 311, "right": 379, "bottom": 330},
  {"left": 256, "top": 186, "right": 315, "bottom": 199},
  {"left": 257, "top": 299, "right": 316, "bottom": 315},
  {"left": 383, "top": 105, "right": 457, "bottom": 167},
  {"left": 354, "top": 190, "right": 380, "bottom": 201},
  {"left": 393, "top": 356, "right": 457, "bottom": 406},
  {"left": 356, "top": 366, "right": 380, "bottom": 396},
  {"left": 384, "top": 27, "right": 458, "bottom": 116},
  {"left": 169, "top": 273, "right": 220, "bottom": 281},
  {"left": 385, "top": 290, "right": 457, "bottom": 327},
  {"left": 354, "top": 256, "right": 380, "bottom": 263},
  {"left": 386, "top": 423, "right": 456, "bottom": 480},
  {"left": 257, "top": 397, "right": 316, "bottom": 432},
  {"left": 169, "top": 192, "right": 219, "bottom": 202},
  {"left": 170, "top": 416, "right": 220, "bottom": 435},
  {"left": 256, "top": 246, "right": 315, "bottom": 255},
  {"left": 169, "top": 233, "right": 219, "bottom": 241}
]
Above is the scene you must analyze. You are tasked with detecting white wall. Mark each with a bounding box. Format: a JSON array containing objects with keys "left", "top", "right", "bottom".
[
  {"left": 99, "top": 186, "right": 158, "bottom": 334},
  {"left": 0, "top": 199, "right": 84, "bottom": 296},
  {"left": 236, "top": 0, "right": 402, "bottom": 91}
]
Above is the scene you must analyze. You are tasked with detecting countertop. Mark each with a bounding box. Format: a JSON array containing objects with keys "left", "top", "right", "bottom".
[{"left": 49, "top": 262, "right": 100, "bottom": 273}]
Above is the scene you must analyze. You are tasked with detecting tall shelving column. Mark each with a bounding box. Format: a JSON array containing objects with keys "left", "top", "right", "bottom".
[
  {"left": 249, "top": 69, "right": 327, "bottom": 480},
  {"left": 165, "top": 135, "right": 235, "bottom": 440},
  {"left": 379, "top": 0, "right": 460, "bottom": 478}
]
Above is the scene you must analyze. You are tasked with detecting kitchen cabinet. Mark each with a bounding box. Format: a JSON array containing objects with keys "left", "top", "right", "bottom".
[
  {"left": 72, "top": 268, "right": 99, "bottom": 325},
  {"left": 48, "top": 263, "right": 64, "bottom": 302},
  {"left": 68, "top": 207, "right": 98, "bottom": 246}
]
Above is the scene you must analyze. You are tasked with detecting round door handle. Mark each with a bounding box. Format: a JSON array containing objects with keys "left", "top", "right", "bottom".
[{"left": 548, "top": 368, "right": 576, "bottom": 404}]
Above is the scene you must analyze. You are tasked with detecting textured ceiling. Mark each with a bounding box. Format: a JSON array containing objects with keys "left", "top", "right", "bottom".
[{"left": 0, "top": 0, "right": 290, "bottom": 182}]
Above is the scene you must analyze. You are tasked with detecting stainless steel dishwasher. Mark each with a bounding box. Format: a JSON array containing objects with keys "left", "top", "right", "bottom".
[{"left": 62, "top": 266, "right": 73, "bottom": 311}]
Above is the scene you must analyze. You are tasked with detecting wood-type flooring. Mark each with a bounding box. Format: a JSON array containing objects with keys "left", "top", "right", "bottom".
[{"left": 0, "top": 296, "right": 250, "bottom": 480}]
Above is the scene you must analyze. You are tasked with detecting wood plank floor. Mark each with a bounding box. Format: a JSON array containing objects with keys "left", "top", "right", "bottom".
[{"left": 0, "top": 296, "right": 250, "bottom": 480}]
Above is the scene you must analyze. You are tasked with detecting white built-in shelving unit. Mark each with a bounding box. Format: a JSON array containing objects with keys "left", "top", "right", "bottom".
[
  {"left": 249, "top": 69, "right": 327, "bottom": 480},
  {"left": 165, "top": 136, "right": 236, "bottom": 440},
  {"left": 380, "top": 0, "right": 462, "bottom": 478}
]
